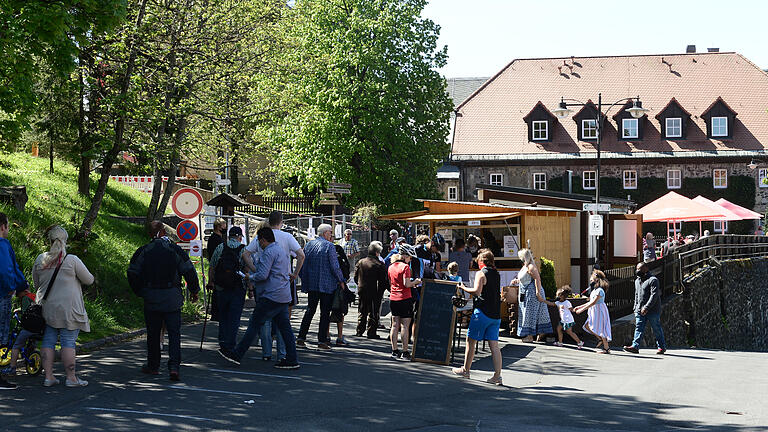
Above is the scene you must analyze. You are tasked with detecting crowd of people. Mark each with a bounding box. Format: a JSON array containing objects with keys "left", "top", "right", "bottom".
[{"left": 0, "top": 209, "right": 668, "bottom": 390}]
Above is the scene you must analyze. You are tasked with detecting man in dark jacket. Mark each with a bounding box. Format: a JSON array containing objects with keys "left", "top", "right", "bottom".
[
  {"left": 206, "top": 218, "right": 227, "bottom": 320},
  {"left": 354, "top": 241, "right": 389, "bottom": 339},
  {"left": 128, "top": 221, "right": 200, "bottom": 381},
  {"left": 623, "top": 262, "right": 666, "bottom": 355}
]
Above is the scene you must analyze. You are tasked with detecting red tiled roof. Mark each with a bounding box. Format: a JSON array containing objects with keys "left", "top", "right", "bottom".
[{"left": 452, "top": 52, "right": 768, "bottom": 156}]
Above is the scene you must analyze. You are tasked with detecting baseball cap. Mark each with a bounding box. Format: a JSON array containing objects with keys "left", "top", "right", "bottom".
[{"left": 229, "top": 226, "right": 243, "bottom": 237}]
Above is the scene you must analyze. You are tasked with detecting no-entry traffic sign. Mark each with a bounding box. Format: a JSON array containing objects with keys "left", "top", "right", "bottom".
[
  {"left": 189, "top": 239, "right": 203, "bottom": 257},
  {"left": 171, "top": 188, "right": 204, "bottom": 219},
  {"left": 176, "top": 219, "right": 199, "bottom": 242}
]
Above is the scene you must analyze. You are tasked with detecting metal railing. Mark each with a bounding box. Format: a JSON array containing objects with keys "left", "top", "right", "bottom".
[{"left": 603, "top": 235, "right": 768, "bottom": 318}]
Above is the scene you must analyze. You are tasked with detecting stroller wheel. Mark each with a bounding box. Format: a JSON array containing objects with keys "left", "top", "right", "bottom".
[
  {"left": 26, "top": 352, "right": 42, "bottom": 376},
  {"left": 0, "top": 347, "right": 10, "bottom": 366}
]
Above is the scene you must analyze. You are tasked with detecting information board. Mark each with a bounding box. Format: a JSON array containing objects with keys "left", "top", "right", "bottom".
[{"left": 412, "top": 279, "right": 458, "bottom": 365}]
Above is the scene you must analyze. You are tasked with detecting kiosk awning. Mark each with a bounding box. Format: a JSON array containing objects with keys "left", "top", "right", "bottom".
[{"left": 405, "top": 212, "right": 520, "bottom": 222}]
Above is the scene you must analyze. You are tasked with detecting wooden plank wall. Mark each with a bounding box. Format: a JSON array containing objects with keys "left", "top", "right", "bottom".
[{"left": 522, "top": 210, "right": 572, "bottom": 289}]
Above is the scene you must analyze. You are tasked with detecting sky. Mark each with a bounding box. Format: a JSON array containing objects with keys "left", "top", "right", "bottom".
[{"left": 422, "top": 0, "right": 768, "bottom": 78}]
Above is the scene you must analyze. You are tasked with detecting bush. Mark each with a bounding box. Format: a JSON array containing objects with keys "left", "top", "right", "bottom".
[{"left": 540, "top": 257, "right": 557, "bottom": 299}]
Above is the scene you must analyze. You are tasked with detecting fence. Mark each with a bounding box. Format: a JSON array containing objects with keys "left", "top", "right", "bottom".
[
  {"left": 110, "top": 176, "right": 188, "bottom": 194},
  {"left": 243, "top": 195, "right": 317, "bottom": 214},
  {"left": 603, "top": 234, "right": 768, "bottom": 318}
]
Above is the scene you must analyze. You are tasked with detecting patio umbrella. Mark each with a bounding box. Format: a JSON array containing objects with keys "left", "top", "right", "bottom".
[
  {"left": 714, "top": 198, "right": 763, "bottom": 220},
  {"left": 635, "top": 191, "right": 729, "bottom": 238},
  {"left": 691, "top": 196, "right": 741, "bottom": 235}
]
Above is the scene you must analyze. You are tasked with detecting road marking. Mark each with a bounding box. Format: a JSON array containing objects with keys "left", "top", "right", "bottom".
[
  {"left": 208, "top": 368, "right": 303, "bottom": 380},
  {"left": 169, "top": 385, "right": 262, "bottom": 398},
  {"left": 85, "top": 407, "right": 214, "bottom": 422}
]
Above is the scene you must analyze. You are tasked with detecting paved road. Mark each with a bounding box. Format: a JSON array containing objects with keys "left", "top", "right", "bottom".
[{"left": 1, "top": 298, "right": 766, "bottom": 431}]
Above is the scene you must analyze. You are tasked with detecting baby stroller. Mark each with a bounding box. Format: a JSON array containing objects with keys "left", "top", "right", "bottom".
[{"left": 0, "top": 310, "right": 43, "bottom": 376}]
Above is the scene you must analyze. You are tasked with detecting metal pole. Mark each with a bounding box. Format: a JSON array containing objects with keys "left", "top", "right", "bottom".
[{"left": 596, "top": 92, "right": 602, "bottom": 206}]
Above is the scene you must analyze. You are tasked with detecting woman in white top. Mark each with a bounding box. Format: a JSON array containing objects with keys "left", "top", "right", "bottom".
[{"left": 34, "top": 226, "right": 94, "bottom": 387}]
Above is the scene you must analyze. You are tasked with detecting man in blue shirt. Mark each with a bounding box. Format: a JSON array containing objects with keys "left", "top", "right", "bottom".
[
  {"left": 296, "top": 224, "right": 345, "bottom": 350},
  {"left": 0, "top": 213, "right": 27, "bottom": 390},
  {"left": 219, "top": 227, "right": 299, "bottom": 369}
]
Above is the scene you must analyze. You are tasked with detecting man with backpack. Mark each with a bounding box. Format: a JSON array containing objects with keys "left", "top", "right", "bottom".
[
  {"left": 127, "top": 221, "right": 200, "bottom": 381},
  {"left": 209, "top": 226, "right": 252, "bottom": 356}
]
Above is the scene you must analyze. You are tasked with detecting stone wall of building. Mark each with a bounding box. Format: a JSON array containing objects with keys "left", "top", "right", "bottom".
[
  {"left": 437, "top": 179, "right": 460, "bottom": 201},
  {"left": 611, "top": 257, "right": 768, "bottom": 351},
  {"left": 455, "top": 160, "right": 768, "bottom": 214}
]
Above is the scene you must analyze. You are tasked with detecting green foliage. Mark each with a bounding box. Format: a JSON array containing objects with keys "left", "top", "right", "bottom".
[
  {"left": 273, "top": 0, "right": 452, "bottom": 213},
  {"left": 539, "top": 256, "right": 557, "bottom": 299},
  {"left": 549, "top": 174, "right": 757, "bottom": 234},
  {"left": 0, "top": 152, "right": 190, "bottom": 343}
]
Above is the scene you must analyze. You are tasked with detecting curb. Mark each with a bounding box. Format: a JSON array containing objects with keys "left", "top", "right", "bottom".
[{"left": 78, "top": 328, "right": 148, "bottom": 354}]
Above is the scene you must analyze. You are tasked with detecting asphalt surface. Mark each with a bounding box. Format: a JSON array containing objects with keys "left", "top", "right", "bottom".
[{"left": 1, "top": 296, "right": 766, "bottom": 431}]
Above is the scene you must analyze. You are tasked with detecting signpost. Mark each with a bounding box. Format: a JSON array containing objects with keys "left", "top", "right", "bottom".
[
  {"left": 176, "top": 219, "right": 199, "bottom": 242},
  {"left": 582, "top": 203, "right": 611, "bottom": 213},
  {"left": 171, "top": 188, "right": 204, "bottom": 219},
  {"left": 322, "top": 181, "right": 352, "bottom": 236}
]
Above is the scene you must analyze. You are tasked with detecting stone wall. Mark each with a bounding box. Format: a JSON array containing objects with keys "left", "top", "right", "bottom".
[
  {"left": 612, "top": 256, "right": 768, "bottom": 351},
  {"left": 456, "top": 161, "right": 768, "bottom": 213}
]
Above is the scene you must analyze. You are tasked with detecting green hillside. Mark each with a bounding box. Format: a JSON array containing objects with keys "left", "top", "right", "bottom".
[{"left": 0, "top": 152, "right": 189, "bottom": 342}]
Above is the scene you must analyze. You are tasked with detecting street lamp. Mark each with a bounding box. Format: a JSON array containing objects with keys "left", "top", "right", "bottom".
[{"left": 552, "top": 93, "right": 649, "bottom": 206}]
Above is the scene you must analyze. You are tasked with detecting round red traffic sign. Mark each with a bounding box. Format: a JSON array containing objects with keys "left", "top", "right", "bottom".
[
  {"left": 171, "top": 188, "right": 204, "bottom": 219},
  {"left": 176, "top": 219, "right": 199, "bottom": 242},
  {"left": 190, "top": 242, "right": 201, "bottom": 255}
]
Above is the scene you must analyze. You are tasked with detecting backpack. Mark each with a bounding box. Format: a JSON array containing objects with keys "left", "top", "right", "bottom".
[
  {"left": 215, "top": 244, "right": 244, "bottom": 289},
  {"left": 335, "top": 244, "right": 350, "bottom": 281}
]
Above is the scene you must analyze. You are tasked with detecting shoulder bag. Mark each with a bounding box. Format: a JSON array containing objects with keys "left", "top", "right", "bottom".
[{"left": 21, "top": 254, "right": 68, "bottom": 333}]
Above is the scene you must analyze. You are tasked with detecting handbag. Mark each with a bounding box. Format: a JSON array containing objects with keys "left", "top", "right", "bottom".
[{"left": 21, "top": 255, "right": 67, "bottom": 333}]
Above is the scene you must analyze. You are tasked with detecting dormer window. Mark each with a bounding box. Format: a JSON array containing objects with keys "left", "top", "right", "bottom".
[
  {"left": 622, "top": 118, "right": 638, "bottom": 139},
  {"left": 655, "top": 98, "right": 691, "bottom": 140},
  {"left": 523, "top": 101, "right": 557, "bottom": 142},
  {"left": 573, "top": 100, "right": 600, "bottom": 142},
  {"left": 613, "top": 101, "right": 646, "bottom": 140},
  {"left": 701, "top": 97, "right": 737, "bottom": 139}
]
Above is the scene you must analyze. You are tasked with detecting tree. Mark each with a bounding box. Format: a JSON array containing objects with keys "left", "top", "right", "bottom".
[
  {"left": 0, "top": 0, "right": 125, "bottom": 142},
  {"left": 273, "top": 0, "right": 452, "bottom": 212}
]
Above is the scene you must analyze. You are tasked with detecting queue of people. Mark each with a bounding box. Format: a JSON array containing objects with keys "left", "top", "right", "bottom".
[{"left": 0, "top": 211, "right": 667, "bottom": 391}]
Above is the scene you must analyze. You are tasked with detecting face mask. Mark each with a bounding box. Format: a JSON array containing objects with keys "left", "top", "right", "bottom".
[{"left": 636, "top": 270, "right": 645, "bottom": 278}]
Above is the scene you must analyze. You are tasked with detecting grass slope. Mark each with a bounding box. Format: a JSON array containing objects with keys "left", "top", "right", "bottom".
[{"left": 0, "top": 152, "right": 199, "bottom": 343}]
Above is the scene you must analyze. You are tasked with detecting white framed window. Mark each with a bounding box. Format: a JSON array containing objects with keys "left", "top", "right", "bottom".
[
  {"left": 668, "top": 222, "right": 681, "bottom": 237},
  {"left": 712, "top": 117, "right": 728, "bottom": 137},
  {"left": 623, "top": 170, "right": 637, "bottom": 189},
  {"left": 667, "top": 169, "right": 682, "bottom": 189},
  {"left": 583, "top": 170, "right": 596, "bottom": 190},
  {"left": 665, "top": 117, "right": 682, "bottom": 138},
  {"left": 713, "top": 169, "right": 727, "bottom": 189},
  {"left": 489, "top": 173, "right": 503, "bottom": 186},
  {"left": 714, "top": 220, "right": 728, "bottom": 233},
  {"left": 532, "top": 121, "right": 548, "bottom": 141},
  {"left": 622, "top": 118, "right": 639, "bottom": 139},
  {"left": 448, "top": 186, "right": 457, "bottom": 200},
  {"left": 581, "top": 119, "right": 597, "bottom": 139},
  {"left": 533, "top": 173, "right": 546, "bottom": 190},
  {"left": 759, "top": 168, "right": 768, "bottom": 188}
]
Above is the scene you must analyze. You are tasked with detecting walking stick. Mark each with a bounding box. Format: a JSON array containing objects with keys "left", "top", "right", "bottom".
[{"left": 199, "top": 258, "right": 209, "bottom": 351}]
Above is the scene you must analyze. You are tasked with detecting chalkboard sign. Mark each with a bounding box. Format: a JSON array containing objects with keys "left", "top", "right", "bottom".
[{"left": 412, "top": 279, "right": 458, "bottom": 365}]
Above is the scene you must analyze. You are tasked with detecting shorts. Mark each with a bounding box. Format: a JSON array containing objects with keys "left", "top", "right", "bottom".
[
  {"left": 560, "top": 321, "right": 574, "bottom": 331},
  {"left": 467, "top": 308, "right": 501, "bottom": 341},
  {"left": 390, "top": 298, "right": 414, "bottom": 318},
  {"left": 12, "top": 329, "right": 36, "bottom": 350},
  {"left": 41, "top": 325, "right": 80, "bottom": 349}
]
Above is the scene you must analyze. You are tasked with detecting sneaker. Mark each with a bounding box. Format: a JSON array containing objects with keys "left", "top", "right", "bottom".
[
  {"left": 486, "top": 375, "right": 503, "bottom": 386},
  {"left": 141, "top": 366, "right": 160, "bottom": 375},
  {"left": 296, "top": 339, "right": 306, "bottom": 348},
  {"left": 577, "top": 341, "right": 584, "bottom": 350},
  {"left": 399, "top": 351, "right": 411, "bottom": 360},
  {"left": 262, "top": 356, "right": 272, "bottom": 361},
  {"left": 169, "top": 371, "right": 180, "bottom": 382},
  {"left": 1, "top": 366, "right": 17, "bottom": 376},
  {"left": 554, "top": 342, "right": 564, "bottom": 347},
  {"left": 218, "top": 348, "right": 241, "bottom": 366},
  {"left": 65, "top": 377, "right": 89, "bottom": 387},
  {"left": 43, "top": 377, "right": 60, "bottom": 387},
  {"left": 623, "top": 345, "right": 639, "bottom": 354},
  {"left": 317, "top": 342, "right": 332, "bottom": 350},
  {"left": 335, "top": 338, "right": 349, "bottom": 347},
  {"left": 391, "top": 350, "right": 401, "bottom": 359},
  {"left": 0, "top": 377, "right": 17, "bottom": 390},
  {"left": 274, "top": 359, "right": 301, "bottom": 370},
  {"left": 656, "top": 348, "right": 666, "bottom": 355}
]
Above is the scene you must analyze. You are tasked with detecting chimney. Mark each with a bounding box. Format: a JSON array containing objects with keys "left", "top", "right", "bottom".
[
  {"left": 707, "top": 47, "right": 720, "bottom": 52},
  {"left": 686, "top": 44, "right": 696, "bottom": 53}
]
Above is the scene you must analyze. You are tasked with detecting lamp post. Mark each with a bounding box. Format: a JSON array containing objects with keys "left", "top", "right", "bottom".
[{"left": 552, "top": 93, "right": 649, "bottom": 206}]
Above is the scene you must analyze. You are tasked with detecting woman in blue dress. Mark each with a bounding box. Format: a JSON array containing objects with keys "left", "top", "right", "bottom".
[{"left": 514, "top": 248, "right": 553, "bottom": 342}]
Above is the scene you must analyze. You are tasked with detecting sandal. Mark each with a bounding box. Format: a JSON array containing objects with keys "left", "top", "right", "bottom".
[
  {"left": 486, "top": 376, "right": 503, "bottom": 386},
  {"left": 451, "top": 367, "right": 470, "bottom": 379},
  {"left": 43, "top": 377, "right": 60, "bottom": 387},
  {"left": 597, "top": 348, "right": 611, "bottom": 354}
]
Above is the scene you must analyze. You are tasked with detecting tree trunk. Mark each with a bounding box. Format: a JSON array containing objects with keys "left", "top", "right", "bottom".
[
  {"left": 77, "top": 52, "right": 92, "bottom": 196},
  {"left": 78, "top": 0, "right": 149, "bottom": 236},
  {"left": 145, "top": 162, "right": 164, "bottom": 225},
  {"left": 49, "top": 142, "right": 54, "bottom": 173},
  {"left": 155, "top": 117, "right": 187, "bottom": 219},
  {"left": 230, "top": 143, "right": 239, "bottom": 195}
]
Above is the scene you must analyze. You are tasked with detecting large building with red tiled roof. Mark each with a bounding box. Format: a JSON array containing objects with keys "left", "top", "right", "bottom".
[{"left": 441, "top": 49, "right": 768, "bottom": 233}]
